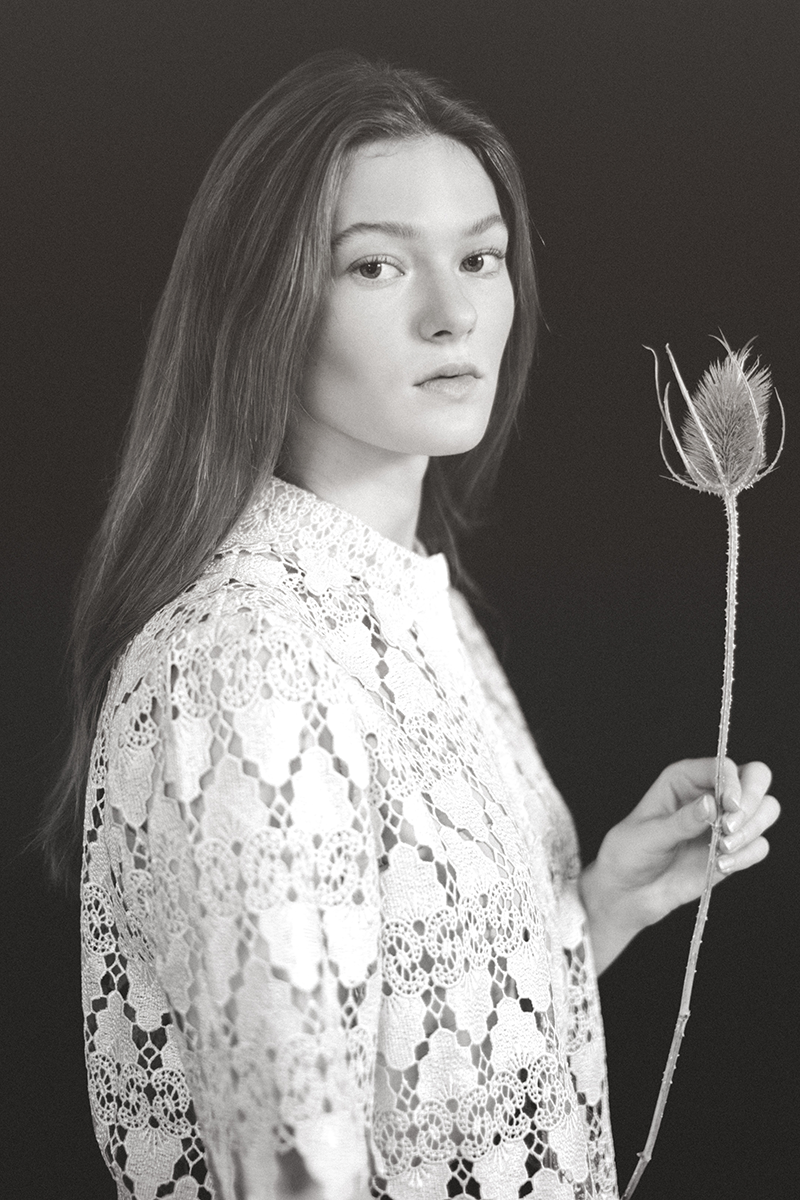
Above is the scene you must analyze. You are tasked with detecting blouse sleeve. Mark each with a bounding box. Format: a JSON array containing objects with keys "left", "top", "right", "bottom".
[{"left": 142, "top": 603, "right": 381, "bottom": 1200}]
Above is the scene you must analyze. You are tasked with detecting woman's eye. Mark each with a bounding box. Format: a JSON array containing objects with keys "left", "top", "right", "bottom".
[
  {"left": 351, "top": 258, "right": 401, "bottom": 281},
  {"left": 462, "top": 250, "right": 506, "bottom": 274}
]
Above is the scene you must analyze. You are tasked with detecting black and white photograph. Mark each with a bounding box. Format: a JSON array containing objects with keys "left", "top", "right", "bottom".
[{"left": 3, "top": 3, "right": 798, "bottom": 1198}]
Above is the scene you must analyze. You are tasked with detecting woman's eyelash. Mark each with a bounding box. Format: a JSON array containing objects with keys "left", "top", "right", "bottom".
[
  {"left": 349, "top": 248, "right": 507, "bottom": 273},
  {"left": 349, "top": 255, "right": 397, "bottom": 276},
  {"left": 465, "top": 247, "right": 507, "bottom": 266},
  {"left": 461, "top": 247, "right": 508, "bottom": 274}
]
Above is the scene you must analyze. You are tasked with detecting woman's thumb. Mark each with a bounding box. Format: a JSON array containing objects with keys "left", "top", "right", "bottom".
[
  {"left": 687, "top": 793, "right": 716, "bottom": 831},
  {"left": 659, "top": 793, "right": 716, "bottom": 849}
]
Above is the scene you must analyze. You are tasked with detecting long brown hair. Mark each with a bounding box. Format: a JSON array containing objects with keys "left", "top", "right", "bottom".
[{"left": 41, "top": 50, "right": 540, "bottom": 888}]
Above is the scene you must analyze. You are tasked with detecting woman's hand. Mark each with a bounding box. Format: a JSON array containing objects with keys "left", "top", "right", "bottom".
[{"left": 579, "top": 757, "right": 780, "bottom": 974}]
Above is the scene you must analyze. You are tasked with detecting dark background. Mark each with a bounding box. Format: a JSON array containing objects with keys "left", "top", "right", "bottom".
[{"left": 2, "top": 1, "right": 798, "bottom": 1197}]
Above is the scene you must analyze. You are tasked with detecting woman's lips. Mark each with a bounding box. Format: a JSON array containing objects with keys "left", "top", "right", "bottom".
[
  {"left": 416, "top": 363, "right": 481, "bottom": 396},
  {"left": 417, "top": 373, "right": 479, "bottom": 396}
]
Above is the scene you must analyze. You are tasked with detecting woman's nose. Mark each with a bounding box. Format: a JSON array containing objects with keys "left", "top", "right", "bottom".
[{"left": 416, "top": 272, "right": 477, "bottom": 341}]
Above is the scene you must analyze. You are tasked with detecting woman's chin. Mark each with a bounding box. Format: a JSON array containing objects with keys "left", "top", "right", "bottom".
[{"left": 424, "top": 424, "right": 491, "bottom": 458}]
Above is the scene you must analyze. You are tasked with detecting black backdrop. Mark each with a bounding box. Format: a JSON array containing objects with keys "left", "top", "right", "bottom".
[{"left": 2, "top": 2, "right": 798, "bottom": 1197}]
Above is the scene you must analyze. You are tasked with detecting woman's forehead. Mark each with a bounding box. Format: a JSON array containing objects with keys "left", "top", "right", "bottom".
[{"left": 333, "top": 135, "right": 502, "bottom": 235}]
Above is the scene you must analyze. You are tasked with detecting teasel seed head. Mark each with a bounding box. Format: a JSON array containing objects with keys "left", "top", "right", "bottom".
[{"left": 648, "top": 336, "right": 785, "bottom": 497}]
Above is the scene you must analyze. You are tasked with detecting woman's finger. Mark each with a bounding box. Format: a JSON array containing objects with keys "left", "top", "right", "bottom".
[
  {"left": 716, "top": 834, "right": 771, "bottom": 876},
  {"left": 667, "top": 756, "right": 743, "bottom": 811},
  {"left": 736, "top": 759, "right": 773, "bottom": 806},
  {"left": 721, "top": 794, "right": 781, "bottom": 852},
  {"left": 718, "top": 756, "right": 743, "bottom": 810},
  {"left": 723, "top": 761, "right": 774, "bottom": 831}
]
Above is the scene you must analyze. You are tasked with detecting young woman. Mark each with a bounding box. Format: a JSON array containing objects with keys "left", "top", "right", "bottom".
[{"left": 42, "top": 52, "right": 778, "bottom": 1200}]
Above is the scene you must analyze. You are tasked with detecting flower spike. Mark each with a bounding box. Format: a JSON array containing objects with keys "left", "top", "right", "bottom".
[{"left": 648, "top": 338, "right": 783, "bottom": 497}]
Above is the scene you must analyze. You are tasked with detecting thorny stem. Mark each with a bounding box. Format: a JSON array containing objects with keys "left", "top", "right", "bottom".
[{"left": 622, "top": 494, "right": 739, "bottom": 1200}]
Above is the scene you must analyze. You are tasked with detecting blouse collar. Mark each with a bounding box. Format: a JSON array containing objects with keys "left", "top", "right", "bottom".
[{"left": 215, "top": 476, "right": 451, "bottom": 611}]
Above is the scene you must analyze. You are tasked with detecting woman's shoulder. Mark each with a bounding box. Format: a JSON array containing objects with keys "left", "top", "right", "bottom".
[{"left": 109, "top": 547, "right": 345, "bottom": 710}]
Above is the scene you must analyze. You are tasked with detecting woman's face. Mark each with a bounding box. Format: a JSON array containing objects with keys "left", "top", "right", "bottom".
[{"left": 297, "top": 135, "right": 516, "bottom": 474}]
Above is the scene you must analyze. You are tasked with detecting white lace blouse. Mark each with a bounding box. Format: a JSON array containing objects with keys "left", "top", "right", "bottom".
[{"left": 81, "top": 477, "right": 617, "bottom": 1200}]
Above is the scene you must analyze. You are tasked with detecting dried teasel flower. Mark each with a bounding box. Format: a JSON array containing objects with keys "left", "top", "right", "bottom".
[
  {"left": 650, "top": 336, "right": 784, "bottom": 497},
  {"left": 622, "top": 336, "right": 785, "bottom": 1200}
]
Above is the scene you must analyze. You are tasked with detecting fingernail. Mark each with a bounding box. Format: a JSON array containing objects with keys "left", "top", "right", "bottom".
[
  {"left": 722, "top": 831, "right": 743, "bottom": 852},
  {"left": 725, "top": 811, "right": 744, "bottom": 834},
  {"left": 697, "top": 794, "right": 715, "bottom": 822},
  {"left": 717, "top": 855, "right": 734, "bottom": 873},
  {"left": 724, "top": 787, "right": 742, "bottom": 810}
]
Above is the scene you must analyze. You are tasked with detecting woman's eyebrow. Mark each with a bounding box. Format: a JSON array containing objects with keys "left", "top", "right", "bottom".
[{"left": 331, "top": 212, "right": 507, "bottom": 251}]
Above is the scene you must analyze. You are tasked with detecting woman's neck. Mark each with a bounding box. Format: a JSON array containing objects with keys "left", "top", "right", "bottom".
[{"left": 280, "top": 423, "right": 428, "bottom": 551}]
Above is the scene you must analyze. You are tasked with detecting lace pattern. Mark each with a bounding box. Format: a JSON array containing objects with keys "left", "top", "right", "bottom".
[{"left": 81, "top": 476, "right": 617, "bottom": 1199}]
